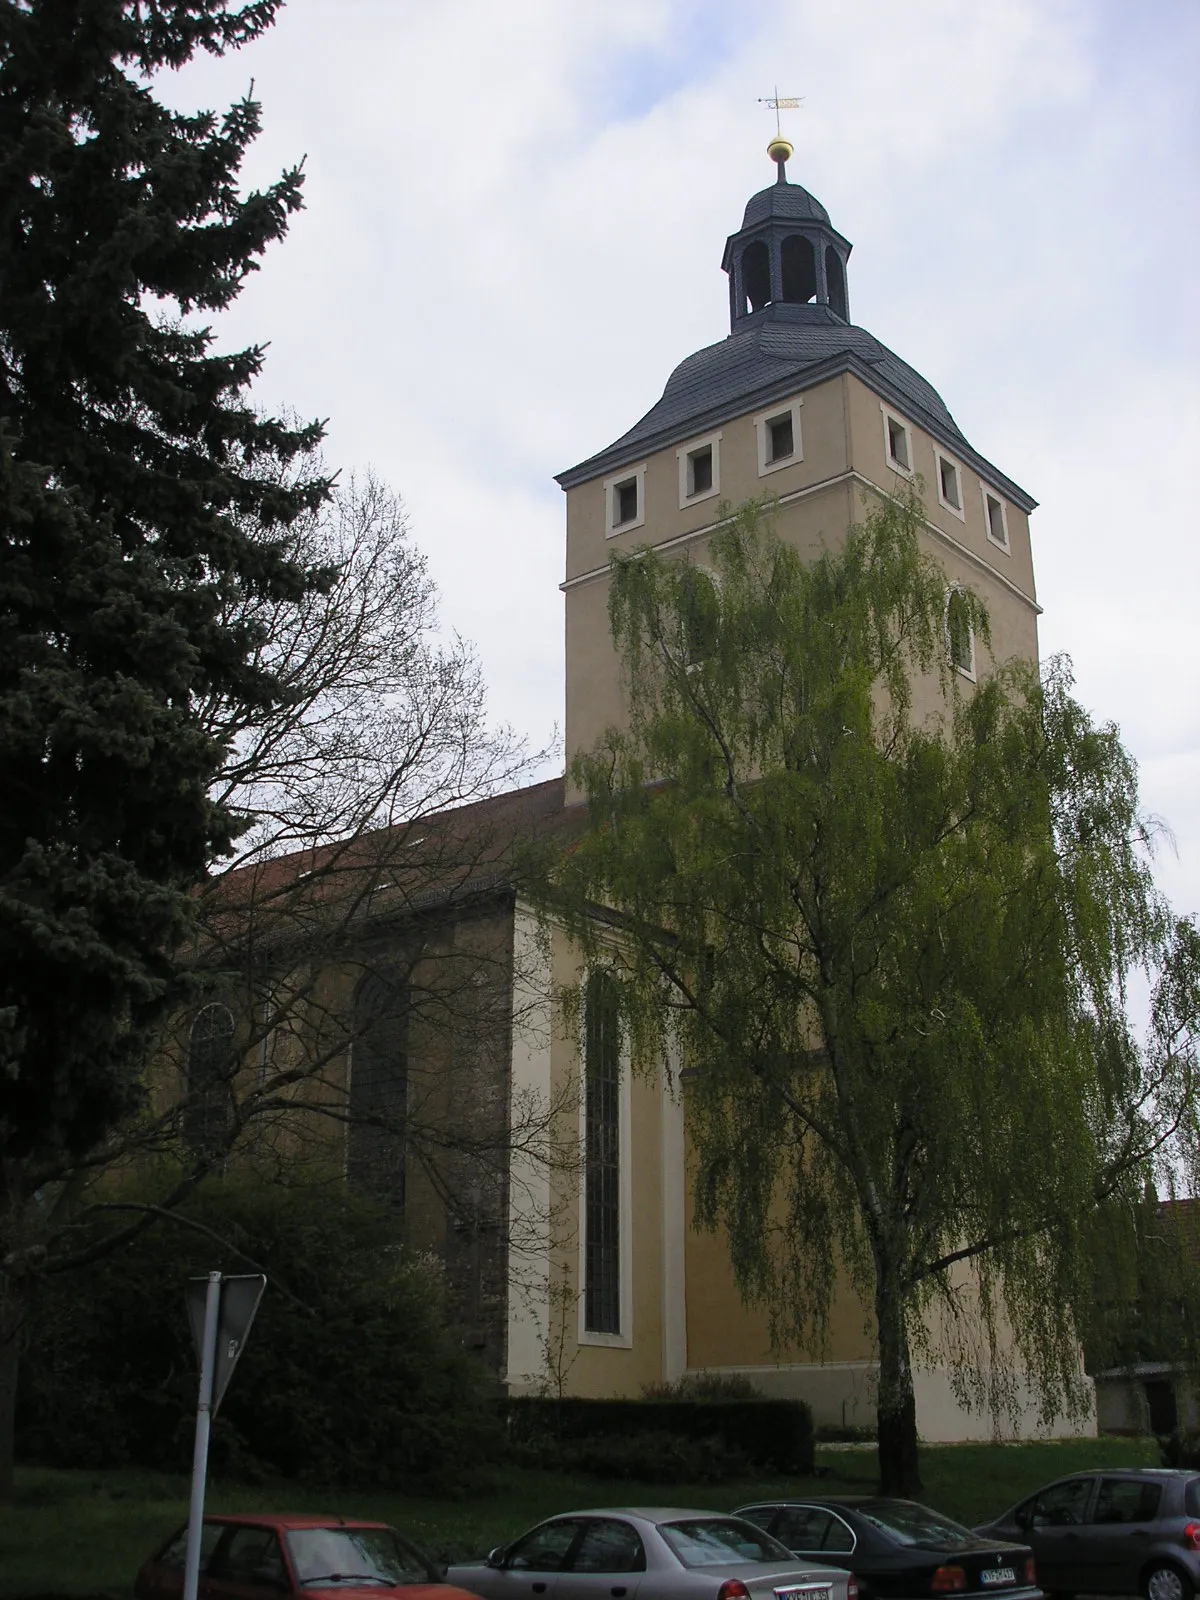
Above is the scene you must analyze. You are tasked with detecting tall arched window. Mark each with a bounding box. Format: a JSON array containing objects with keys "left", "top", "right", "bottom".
[
  {"left": 741, "top": 240, "right": 771, "bottom": 313},
  {"left": 583, "top": 968, "right": 621, "bottom": 1335},
  {"left": 781, "top": 234, "right": 816, "bottom": 303},
  {"left": 348, "top": 972, "right": 408, "bottom": 1207},
  {"left": 184, "top": 1003, "right": 235, "bottom": 1157},
  {"left": 825, "top": 246, "right": 848, "bottom": 321},
  {"left": 677, "top": 564, "right": 722, "bottom": 670},
  {"left": 946, "top": 588, "right": 975, "bottom": 678}
]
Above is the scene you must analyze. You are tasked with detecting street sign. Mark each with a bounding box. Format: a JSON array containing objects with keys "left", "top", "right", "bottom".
[{"left": 186, "top": 1272, "right": 266, "bottom": 1414}]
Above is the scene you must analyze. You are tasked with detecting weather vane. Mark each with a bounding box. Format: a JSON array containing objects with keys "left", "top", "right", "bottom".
[{"left": 757, "top": 87, "right": 803, "bottom": 177}]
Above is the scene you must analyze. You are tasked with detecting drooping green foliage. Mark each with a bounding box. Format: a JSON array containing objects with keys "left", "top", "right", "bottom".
[
  {"left": 1083, "top": 1194, "right": 1200, "bottom": 1379},
  {"left": 18, "top": 1178, "right": 503, "bottom": 1491},
  {"left": 547, "top": 490, "right": 1199, "bottom": 1493},
  {"left": 0, "top": 0, "right": 333, "bottom": 1168}
]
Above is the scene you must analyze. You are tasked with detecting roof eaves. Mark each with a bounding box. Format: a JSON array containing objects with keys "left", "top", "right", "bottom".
[{"left": 556, "top": 352, "right": 1037, "bottom": 512}]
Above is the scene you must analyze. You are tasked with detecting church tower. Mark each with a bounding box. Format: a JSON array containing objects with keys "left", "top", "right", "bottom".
[
  {"left": 557, "top": 141, "right": 1040, "bottom": 772},
  {"left": 537, "top": 142, "right": 1056, "bottom": 1426}
]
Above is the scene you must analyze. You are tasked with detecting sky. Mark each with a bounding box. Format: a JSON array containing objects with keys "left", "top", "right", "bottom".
[{"left": 161, "top": 0, "right": 1200, "bottom": 920}]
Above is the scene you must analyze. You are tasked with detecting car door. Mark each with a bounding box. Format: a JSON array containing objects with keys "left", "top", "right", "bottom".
[
  {"left": 140, "top": 1522, "right": 227, "bottom": 1600},
  {"left": 201, "top": 1524, "right": 290, "bottom": 1600},
  {"left": 1077, "top": 1477, "right": 1164, "bottom": 1594},
  {"left": 556, "top": 1517, "right": 645, "bottom": 1600},
  {"left": 1020, "top": 1477, "right": 1096, "bottom": 1592},
  {"left": 490, "top": 1518, "right": 587, "bottom": 1600}
]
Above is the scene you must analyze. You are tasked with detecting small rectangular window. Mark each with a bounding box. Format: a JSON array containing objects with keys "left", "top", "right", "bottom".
[
  {"left": 688, "top": 445, "right": 713, "bottom": 496},
  {"left": 938, "top": 454, "right": 962, "bottom": 510},
  {"left": 614, "top": 479, "right": 638, "bottom": 526},
  {"left": 768, "top": 414, "right": 794, "bottom": 462},
  {"left": 984, "top": 491, "right": 1009, "bottom": 550},
  {"left": 887, "top": 416, "right": 911, "bottom": 471}
]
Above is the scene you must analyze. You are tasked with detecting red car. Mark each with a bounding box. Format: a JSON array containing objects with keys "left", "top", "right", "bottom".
[{"left": 134, "top": 1513, "right": 483, "bottom": 1600}]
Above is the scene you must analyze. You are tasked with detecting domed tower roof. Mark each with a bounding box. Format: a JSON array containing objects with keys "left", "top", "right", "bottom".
[
  {"left": 740, "top": 181, "right": 831, "bottom": 228},
  {"left": 556, "top": 145, "right": 1035, "bottom": 515}
]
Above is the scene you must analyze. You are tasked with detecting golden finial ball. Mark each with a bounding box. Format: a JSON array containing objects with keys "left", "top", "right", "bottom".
[{"left": 767, "top": 135, "right": 794, "bottom": 166}]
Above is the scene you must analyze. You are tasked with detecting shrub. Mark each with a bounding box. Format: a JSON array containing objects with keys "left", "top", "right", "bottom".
[
  {"left": 642, "top": 1371, "right": 760, "bottom": 1401},
  {"left": 18, "top": 1177, "right": 501, "bottom": 1491},
  {"left": 1160, "top": 1430, "right": 1200, "bottom": 1469},
  {"left": 505, "top": 1394, "right": 814, "bottom": 1475},
  {"left": 565, "top": 1429, "right": 754, "bottom": 1483}
]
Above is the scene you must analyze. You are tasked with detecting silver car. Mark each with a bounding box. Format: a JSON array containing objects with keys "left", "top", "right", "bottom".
[{"left": 446, "top": 1507, "right": 860, "bottom": 1600}]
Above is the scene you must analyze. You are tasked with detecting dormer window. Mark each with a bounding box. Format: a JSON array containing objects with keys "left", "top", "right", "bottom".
[
  {"left": 881, "top": 405, "right": 913, "bottom": 476},
  {"left": 935, "top": 451, "right": 965, "bottom": 520},
  {"left": 604, "top": 463, "right": 646, "bottom": 536},
  {"left": 677, "top": 432, "right": 721, "bottom": 507},
  {"left": 754, "top": 399, "right": 804, "bottom": 477}
]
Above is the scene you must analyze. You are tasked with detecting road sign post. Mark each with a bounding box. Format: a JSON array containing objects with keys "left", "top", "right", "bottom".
[{"left": 182, "top": 1272, "right": 266, "bottom": 1600}]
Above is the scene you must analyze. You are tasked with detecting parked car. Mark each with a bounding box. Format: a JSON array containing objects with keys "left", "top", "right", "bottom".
[
  {"left": 734, "top": 1496, "right": 1039, "bottom": 1600},
  {"left": 974, "top": 1468, "right": 1200, "bottom": 1600},
  {"left": 134, "top": 1513, "right": 481, "bottom": 1600},
  {"left": 445, "top": 1507, "right": 860, "bottom": 1599}
]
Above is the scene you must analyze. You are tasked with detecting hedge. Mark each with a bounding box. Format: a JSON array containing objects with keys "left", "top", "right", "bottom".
[{"left": 505, "top": 1395, "right": 814, "bottom": 1475}]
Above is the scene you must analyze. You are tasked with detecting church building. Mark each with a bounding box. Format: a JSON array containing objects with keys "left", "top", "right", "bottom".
[{"left": 175, "top": 137, "right": 1094, "bottom": 1443}]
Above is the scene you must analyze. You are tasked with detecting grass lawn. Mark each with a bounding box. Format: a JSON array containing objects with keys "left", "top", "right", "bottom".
[{"left": 0, "top": 1436, "right": 1160, "bottom": 1598}]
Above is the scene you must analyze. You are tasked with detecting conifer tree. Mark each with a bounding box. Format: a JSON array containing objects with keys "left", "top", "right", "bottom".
[{"left": 0, "top": 0, "right": 330, "bottom": 1178}]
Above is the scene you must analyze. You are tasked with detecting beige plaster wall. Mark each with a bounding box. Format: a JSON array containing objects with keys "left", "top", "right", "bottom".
[{"left": 563, "top": 371, "right": 1040, "bottom": 784}]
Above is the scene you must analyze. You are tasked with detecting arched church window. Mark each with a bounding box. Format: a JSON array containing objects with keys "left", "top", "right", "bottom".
[
  {"left": 348, "top": 971, "right": 408, "bottom": 1207},
  {"left": 946, "top": 588, "right": 976, "bottom": 679},
  {"left": 741, "top": 240, "right": 771, "bottom": 313},
  {"left": 677, "top": 564, "right": 722, "bottom": 670},
  {"left": 184, "top": 1003, "right": 235, "bottom": 1157},
  {"left": 825, "top": 246, "right": 848, "bottom": 320},
  {"left": 781, "top": 234, "right": 816, "bottom": 303}
]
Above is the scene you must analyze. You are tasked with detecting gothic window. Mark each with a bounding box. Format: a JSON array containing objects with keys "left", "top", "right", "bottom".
[
  {"left": 584, "top": 968, "right": 621, "bottom": 1335},
  {"left": 825, "top": 246, "right": 848, "bottom": 320},
  {"left": 348, "top": 972, "right": 408, "bottom": 1207},
  {"left": 742, "top": 240, "right": 771, "bottom": 312},
  {"left": 184, "top": 1003, "right": 235, "bottom": 1157},
  {"left": 781, "top": 234, "right": 816, "bottom": 303}
]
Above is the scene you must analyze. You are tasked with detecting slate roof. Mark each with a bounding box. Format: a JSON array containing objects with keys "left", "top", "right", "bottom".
[
  {"left": 741, "top": 179, "right": 831, "bottom": 228},
  {"left": 556, "top": 302, "right": 1036, "bottom": 513}
]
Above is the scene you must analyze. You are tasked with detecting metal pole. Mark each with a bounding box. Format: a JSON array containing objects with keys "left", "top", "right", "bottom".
[{"left": 183, "top": 1271, "right": 221, "bottom": 1600}]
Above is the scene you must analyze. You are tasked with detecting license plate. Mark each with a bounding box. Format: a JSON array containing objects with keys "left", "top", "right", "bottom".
[
  {"left": 775, "top": 1587, "right": 832, "bottom": 1600},
  {"left": 980, "top": 1569, "right": 1016, "bottom": 1586}
]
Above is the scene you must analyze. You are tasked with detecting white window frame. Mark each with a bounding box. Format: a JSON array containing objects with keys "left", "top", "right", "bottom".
[
  {"left": 981, "top": 486, "right": 1011, "bottom": 554},
  {"left": 945, "top": 586, "right": 976, "bottom": 682},
  {"left": 604, "top": 463, "right": 647, "bottom": 538},
  {"left": 934, "top": 450, "right": 966, "bottom": 521},
  {"left": 577, "top": 974, "right": 634, "bottom": 1349},
  {"left": 676, "top": 430, "right": 722, "bottom": 508},
  {"left": 754, "top": 398, "right": 804, "bottom": 477},
  {"left": 880, "top": 403, "right": 914, "bottom": 477}
]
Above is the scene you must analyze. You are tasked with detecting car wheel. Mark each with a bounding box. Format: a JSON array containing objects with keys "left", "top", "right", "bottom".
[{"left": 1144, "top": 1564, "right": 1194, "bottom": 1600}]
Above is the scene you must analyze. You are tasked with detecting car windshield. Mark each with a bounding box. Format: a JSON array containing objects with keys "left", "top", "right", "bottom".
[
  {"left": 285, "top": 1527, "right": 433, "bottom": 1586},
  {"left": 660, "top": 1519, "right": 793, "bottom": 1567},
  {"left": 858, "top": 1502, "right": 976, "bottom": 1549}
]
